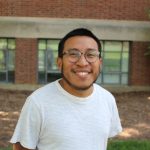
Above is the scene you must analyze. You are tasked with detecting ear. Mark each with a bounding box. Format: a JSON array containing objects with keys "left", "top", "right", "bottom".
[{"left": 57, "top": 57, "right": 62, "bottom": 71}]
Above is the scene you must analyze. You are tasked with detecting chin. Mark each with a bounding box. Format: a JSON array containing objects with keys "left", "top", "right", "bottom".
[{"left": 69, "top": 81, "right": 94, "bottom": 91}]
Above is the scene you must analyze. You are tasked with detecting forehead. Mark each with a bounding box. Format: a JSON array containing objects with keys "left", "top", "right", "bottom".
[{"left": 64, "top": 36, "right": 98, "bottom": 50}]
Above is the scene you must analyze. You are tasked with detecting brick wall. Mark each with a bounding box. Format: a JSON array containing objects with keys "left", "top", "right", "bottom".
[
  {"left": 0, "top": 0, "right": 149, "bottom": 21},
  {"left": 15, "top": 38, "right": 37, "bottom": 84},
  {"left": 130, "top": 42, "right": 150, "bottom": 85}
]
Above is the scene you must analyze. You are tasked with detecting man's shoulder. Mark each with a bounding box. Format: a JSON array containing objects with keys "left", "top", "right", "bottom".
[
  {"left": 94, "top": 83, "right": 111, "bottom": 93},
  {"left": 28, "top": 80, "right": 58, "bottom": 101},
  {"left": 94, "top": 83, "right": 114, "bottom": 98}
]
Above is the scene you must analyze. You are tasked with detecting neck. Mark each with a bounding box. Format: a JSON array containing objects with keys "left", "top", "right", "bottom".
[{"left": 59, "top": 79, "right": 93, "bottom": 98}]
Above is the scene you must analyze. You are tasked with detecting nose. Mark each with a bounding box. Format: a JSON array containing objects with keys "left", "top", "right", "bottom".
[{"left": 76, "top": 54, "right": 89, "bottom": 66}]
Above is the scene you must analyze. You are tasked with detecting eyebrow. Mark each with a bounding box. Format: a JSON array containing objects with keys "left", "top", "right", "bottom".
[{"left": 67, "top": 48, "right": 98, "bottom": 52}]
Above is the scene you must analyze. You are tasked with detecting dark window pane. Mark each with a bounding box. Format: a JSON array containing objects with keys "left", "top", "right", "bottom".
[
  {"left": 8, "top": 71, "right": 14, "bottom": 82},
  {"left": 47, "top": 72, "right": 61, "bottom": 83},
  {"left": 0, "top": 72, "right": 6, "bottom": 82},
  {"left": 38, "top": 71, "right": 46, "bottom": 84}
]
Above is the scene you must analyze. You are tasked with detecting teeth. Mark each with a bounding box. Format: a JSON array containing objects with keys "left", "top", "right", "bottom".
[{"left": 76, "top": 72, "right": 88, "bottom": 76}]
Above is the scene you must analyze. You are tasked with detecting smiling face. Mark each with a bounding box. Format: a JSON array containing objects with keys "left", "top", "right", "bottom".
[{"left": 57, "top": 36, "right": 102, "bottom": 97}]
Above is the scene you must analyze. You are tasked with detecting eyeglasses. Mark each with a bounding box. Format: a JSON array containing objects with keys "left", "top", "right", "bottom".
[{"left": 62, "top": 48, "right": 100, "bottom": 63}]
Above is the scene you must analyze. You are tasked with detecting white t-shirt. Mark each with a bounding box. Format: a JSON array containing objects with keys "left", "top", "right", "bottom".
[{"left": 10, "top": 80, "right": 122, "bottom": 150}]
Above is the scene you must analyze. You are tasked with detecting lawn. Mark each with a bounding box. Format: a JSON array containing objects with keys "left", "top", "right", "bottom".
[
  {"left": 0, "top": 140, "right": 150, "bottom": 150},
  {"left": 107, "top": 140, "right": 150, "bottom": 150}
]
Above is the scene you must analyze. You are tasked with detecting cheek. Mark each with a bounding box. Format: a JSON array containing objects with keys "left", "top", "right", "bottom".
[
  {"left": 62, "top": 61, "right": 74, "bottom": 70},
  {"left": 95, "top": 60, "right": 102, "bottom": 72},
  {"left": 59, "top": 62, "right": 71, "bottom": 75},
  {"left": 92, "top": 64, "right": 101, "bottom": 76}
]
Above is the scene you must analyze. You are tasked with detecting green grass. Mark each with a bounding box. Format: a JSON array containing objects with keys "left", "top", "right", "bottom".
[
  {"left": 0, "top": 147, "right": 11, "bottom": 150},
  {"left": 107, "top": 140, "right": 150, "bottom": 150},
  {"left": 1, "top": 140, "right": 150, "bottom": 150}
]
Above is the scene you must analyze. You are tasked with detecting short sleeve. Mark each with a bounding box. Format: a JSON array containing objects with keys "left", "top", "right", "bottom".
[
  {"left": 109, "top": 97, "right": 122, "bottom": 138},
  {"left": 10, "top": 96, "right": 42, "bottom": 149}
]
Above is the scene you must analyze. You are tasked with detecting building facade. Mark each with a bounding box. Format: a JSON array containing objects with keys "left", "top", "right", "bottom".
[{"left": 0, "top": 0, "right": 150, "bottom": 86}]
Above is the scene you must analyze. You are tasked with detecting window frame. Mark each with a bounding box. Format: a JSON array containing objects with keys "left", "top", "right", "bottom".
[
  {"left": 98, "top": 40, "right": 130, "bottom": 85},
  {"left": 38, "top": 39, "right": 61, "bottom": 83},
  {"left": 0, "top": 38, "right": 15, "bottom": 83}
]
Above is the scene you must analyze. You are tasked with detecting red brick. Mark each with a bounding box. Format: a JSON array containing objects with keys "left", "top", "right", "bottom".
[
  {"left": 15, "top": 38, "right": 37, "bottom": 84},
  {"left": 0, "top": 0, "right": 149, "bottom": 21},
  {"left": 130, "top": 42, "right": 150, "bottom": 85}
]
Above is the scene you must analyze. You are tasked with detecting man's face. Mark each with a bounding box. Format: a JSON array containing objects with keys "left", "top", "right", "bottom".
[{"left": 57, "top": 36, "right": 102, "bottom": 94}]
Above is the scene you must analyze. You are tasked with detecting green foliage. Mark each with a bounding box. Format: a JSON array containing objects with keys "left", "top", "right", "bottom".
[
  {"left": 0, "top": 147, "right": 11, "bottom": 150},
  {"left": 107, "top": 140, "right": 150, "bottom": 150}
]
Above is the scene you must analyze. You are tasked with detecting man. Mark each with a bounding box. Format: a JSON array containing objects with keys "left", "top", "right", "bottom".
[{"left": 10, "top": 28, "right": 122, "bottom": 150}]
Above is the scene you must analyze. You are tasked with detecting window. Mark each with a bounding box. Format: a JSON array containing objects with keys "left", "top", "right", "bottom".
[
  {"left": 38, "top": 39, "right": 129, "bottom": 85},
  {"left": 38, "top": 39, "right": 61, "bottom": 83},
  {"left": 0, "top": 38, "right": 15, "bottom": 83},
  {"left": 96, "top": 41, "right": 129, "bottom": 85}
]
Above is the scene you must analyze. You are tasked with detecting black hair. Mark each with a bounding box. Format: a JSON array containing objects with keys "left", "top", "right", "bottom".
[{"left": 58, "top": 28, "right": 101, "bottom": 57}]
